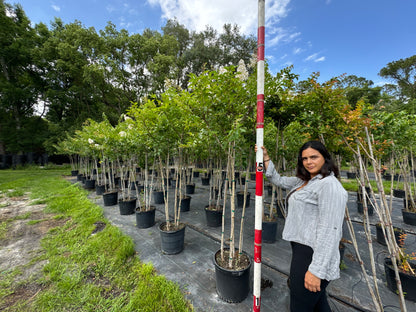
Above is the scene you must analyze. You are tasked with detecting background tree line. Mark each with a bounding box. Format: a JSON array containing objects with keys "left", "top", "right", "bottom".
[{"left": 0, "top": 0, "right": 415, "bottom": 167}]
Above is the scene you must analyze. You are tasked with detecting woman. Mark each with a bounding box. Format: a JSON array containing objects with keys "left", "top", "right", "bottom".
[{"left": 256, "top": 141, "right": 347, "bottom": 312}]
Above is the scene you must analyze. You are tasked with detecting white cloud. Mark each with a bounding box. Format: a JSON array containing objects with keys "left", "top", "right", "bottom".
[
  {"left": 293, "top": 47, "right": 303, "bottom": 55},
  {"left": 268, "top": 27, "right": 300, "bottom": 47},
  {"left": 51, "top": 5, "right": 60, "bottom": 12},
  {"left": 146, "top": 0, "right": 292, "bottom": 35},
  {"left": 304, "top": 52, "right": 325, "bottom": 62},
  {"left": 106, "top": 5, "right": 116, "bottom": 13},
  {"left": 305, "top": 53, "right": 318, "bottom": 61}
]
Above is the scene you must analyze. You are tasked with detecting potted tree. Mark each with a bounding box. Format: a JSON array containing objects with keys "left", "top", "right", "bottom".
[{"left": 188, "top": 64, "right": 254, "bottom": 303}]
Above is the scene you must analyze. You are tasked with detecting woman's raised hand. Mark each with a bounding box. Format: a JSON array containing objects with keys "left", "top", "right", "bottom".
[{"left": 255, "top": 144, "right": 269, "bottom": 160}]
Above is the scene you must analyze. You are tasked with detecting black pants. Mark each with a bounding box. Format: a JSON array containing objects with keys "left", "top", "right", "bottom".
[{"left": 289, "top": 242, "right": 331, "bottom": 312}]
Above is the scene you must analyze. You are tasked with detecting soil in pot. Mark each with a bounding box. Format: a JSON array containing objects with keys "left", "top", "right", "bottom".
[
  {"left": 214, "top": 248, "right": 251, "bottom": 303},
  {"left": 205, "top": 205, "right": 222, "bottom": 227},
  {"left": 118, "top": 197, "right": 137, "bottom": 215},
  {"left": 384, "top": 258, "right": 416, "bottom": 302},
  {"left": 135, "top": 206, "right": 156, "bottom": 229},
  {"left": 159, "top": 222, "right": 186, "bottom": 255}
]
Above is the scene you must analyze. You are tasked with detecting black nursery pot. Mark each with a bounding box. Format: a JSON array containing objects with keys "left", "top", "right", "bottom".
[
  {"left": 346, "top": 172, "right": 356, "bottom": 179},
  {"left": 135, "top": 207, "right": 156, "bottom": 229},
  {"left": 375, "top": 223, "right": 404, "bottom": 247},
  {"left": 84, "top": 179, "right": 96, "bottom": 190},
  {"left": 178, "top": 196, "right": 192, "bottom": 212},
  {"left": 186, "top": 183, "right": 195, "bottom": 194},
  {"left": 262, "top": 216, "right": 278, "bottom": 244},
  {"left": 153, "top": 190, "right": 165, "bottom": 204},
  {"left": 95, "top": 184, "right": 107, "bottom": 195},
  {"left": 71, "top": 170, "right": 79, "bottom": 176},
  {"left": 402, "top": 209, "right": 416, "bottom": 226},
  {"left": 201, "top": 177, "right": 210, "bottom": 186},
  {"left": 103, "top": 191, "right": 118, "bottom": 206},
  {"left": 213, "top": 248, "right": 251, "bottom": 303},
  {"left": 384, "top": 258, "right": 416, "bottom": 302},
  {"left": 159, "top": 222, "right": 186, "bottom": 255},
  {"left": 357, "top": 201, "right": 374, "bottom": 216},
  {"left": 237, "top": 192, "right": 250, "bottom": 208},
  {"left": 118, "top": 198, "right": 137, "bottom": 215},
  {"left": 393, "top": 189, "right": 406, "bottom": 198},
  {"left": 205, "top": 205, "right": 222, "bottom": 227}
]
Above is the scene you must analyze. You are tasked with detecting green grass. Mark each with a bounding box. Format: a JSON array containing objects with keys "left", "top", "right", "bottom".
[{"left": 0, "top": 167, "right": 194, "bottom": 312}]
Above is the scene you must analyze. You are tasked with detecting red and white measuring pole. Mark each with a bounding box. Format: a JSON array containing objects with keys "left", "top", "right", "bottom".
[{"left": 253, "top": 0, "right": 265, "bottom": 311}]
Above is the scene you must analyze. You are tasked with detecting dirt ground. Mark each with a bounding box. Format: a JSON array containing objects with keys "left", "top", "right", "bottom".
[{"left": 0, "top": 192, "right": 67, "bottom": 309}]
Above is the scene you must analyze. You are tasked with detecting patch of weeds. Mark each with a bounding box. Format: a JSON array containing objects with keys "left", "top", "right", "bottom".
[
  {"left": 0, "top": 268, "right": 22, "bottom": 298},
  {"left": 27, "top": 219, "right": 47, "bottom": 225},
  {"left": 53, "top": 214, "right": 66, "bottom": 220},
  {"left": 0, "top": 202, "right": 10, "bottom": 208},
  {"left": 0, "top": 221, "right": 9, "bottom": 240},
  {"left": 14, "top": 212, "right": 31, "bottom": 220},
  {"left": 7, "top": 190, "right": 25, "bottom": 197},
  {"left": 31, "top": 199, "right": 47, "bottom": 205}
]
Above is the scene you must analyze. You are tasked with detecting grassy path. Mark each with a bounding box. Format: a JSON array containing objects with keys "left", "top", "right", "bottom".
[{"left": 0, "top": 167, "right": 194, "bottom": 312}]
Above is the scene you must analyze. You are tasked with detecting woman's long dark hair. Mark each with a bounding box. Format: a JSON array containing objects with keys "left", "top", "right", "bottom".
[{"left": 296, "top": 141, "right": 340, "bottom": 181}]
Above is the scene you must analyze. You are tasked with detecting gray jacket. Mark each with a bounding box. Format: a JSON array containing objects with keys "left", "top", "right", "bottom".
[{"left": 265, "top": 161, "right": 348, "bottom": 281}]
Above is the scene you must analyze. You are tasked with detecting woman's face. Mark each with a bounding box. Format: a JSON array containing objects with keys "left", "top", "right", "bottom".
[{"left": 301, "top": 147, "right": 325, "bottom": 178}]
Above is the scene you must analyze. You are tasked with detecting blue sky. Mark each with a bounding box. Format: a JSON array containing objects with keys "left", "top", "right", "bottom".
[{"left": 11, "top": 0, "right": 416, "bottom": 86}]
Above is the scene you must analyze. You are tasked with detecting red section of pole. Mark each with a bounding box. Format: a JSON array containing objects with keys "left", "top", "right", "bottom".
[{"left": 254, "top": 1, "right": 265, "bottom": 311}]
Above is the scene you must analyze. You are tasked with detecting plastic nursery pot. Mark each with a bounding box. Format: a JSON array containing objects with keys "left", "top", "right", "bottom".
[
  {"left": 356, "top": 200, "right": 374, "bottom": 216},
  {"left": 205, "top": 205, "right": 222, "bottom": 227},
  {"left": 213, "top": 248, "right": 251, "bottom": 303},
  {"left": 103, "top": 190, "right": 118, "bottom": 206},
  {"left": 236, "top": 191, "right": 250, "bottom": 208},
  {"left": 375, "top": 224, "right": 404, "bottom": 247},
  {"left": 402, "top": 209, "right": 416, "bottom": 226},
  {"left": 177, "top": 195, "right": 191, "bottom": 212},
  {"left": 393, "top": 189, "right": 406, "bottom": 198},
  {"left": 384, "top": 258, "right": 416, "bottom": 302},
  {"left": 118, "top": 197, "right": 137, "bottom": 215},
  {"left": 95, "top": 184, "right": 107, "bottom": 196},
  {"left": 201, "top": 177, "right": 210, "bottom": 186},
  {"left": 153, "top": 190, "right": 165, "bottom": 204},
  {"left": 84, "top": 179, "right": 96, "bottom": 190},
  {"left": 262, "top": 215, "right": 278, "bottom": 244},
  {"left": 135, "top": 206, "right": 156, "bottom": 229},
  {"left": 158, "top": 222, "right": 186, "bottom": 255},
  {"left": 185, "top": 183, "right": 195, "bottom": 194}
]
